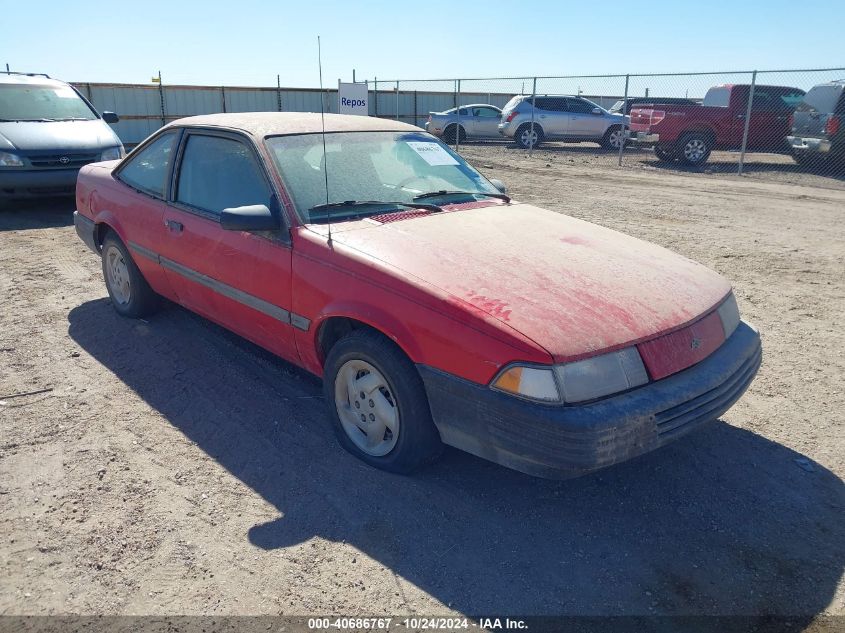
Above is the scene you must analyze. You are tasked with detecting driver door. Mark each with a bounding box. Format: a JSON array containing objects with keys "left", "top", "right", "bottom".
[{"left": 157, "top": 129, "right": 299, "bottom": 364}]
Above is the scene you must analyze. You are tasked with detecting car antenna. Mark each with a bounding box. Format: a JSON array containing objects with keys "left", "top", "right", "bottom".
[{"left": 317, "top": 35, "right": 332, "bottom": 247}]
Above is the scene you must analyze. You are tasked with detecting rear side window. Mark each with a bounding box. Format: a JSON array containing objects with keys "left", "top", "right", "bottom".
[
  {"left": 796, "top": 84, "right": 845, "bottom": 114},
  {"left": 176, "top": 134, "right": 270, "bottom": 215},
  {"left": 534, "top": 97, "right": 567, "bottom": 112},
  {"left": 117, "top": 131, "right": 179, "bottom": 199},
  {"left": 703, "top": 87, "right": 731, "bottom": 107}
]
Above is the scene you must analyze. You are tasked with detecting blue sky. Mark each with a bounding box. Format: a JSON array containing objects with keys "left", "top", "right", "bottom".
[{"left": 3, "top": 0, "right": 843, "bottom": 88}]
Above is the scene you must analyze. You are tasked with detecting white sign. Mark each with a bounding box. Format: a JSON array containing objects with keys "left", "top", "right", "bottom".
[
  {"left": 338, "top": 81, "right": 369, "bottom": 116},
  {"left": 406, "top": 141, "right": 459, "bottom": 166}
]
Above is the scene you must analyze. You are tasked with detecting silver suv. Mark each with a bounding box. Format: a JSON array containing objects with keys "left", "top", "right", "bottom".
[{"left": 498, "top": 95, "right": 628, "bottom": 149}]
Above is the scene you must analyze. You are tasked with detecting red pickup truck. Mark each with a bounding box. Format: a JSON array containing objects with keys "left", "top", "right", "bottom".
[{"left": 629, "top": 84, "right": 805, "bottom": 166}]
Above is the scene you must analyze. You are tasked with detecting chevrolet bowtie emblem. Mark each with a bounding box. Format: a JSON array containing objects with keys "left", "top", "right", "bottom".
[{"left": 690, "top": 337, "right": 702, "bottom": 350}]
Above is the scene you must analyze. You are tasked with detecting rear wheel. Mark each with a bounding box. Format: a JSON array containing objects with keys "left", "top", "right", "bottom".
[
  {"left": 515, "top": 123, "right": 543, "bottom": 149},
  {"left": 678, "top": 133, "right": 712, "bottom": 166},
  {"left": 601, "top": 126, "right": 626, "bottom": 150},
  {"left": 101, "top": 232, "right": 159, "bottom": 318},
  {"left": 443, "top": 125, "right": 466, "bottom": 145},
  {"left": 323, "top": 329, "right": 442, "bottom": 474}
]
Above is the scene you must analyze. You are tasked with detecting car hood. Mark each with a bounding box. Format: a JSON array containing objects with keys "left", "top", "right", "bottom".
[
  {"left": 329, "top": 203, "right": 731, "bottom": 362},
  {"left": 0, "top": 120, "right": 120, "bottom": 152}
]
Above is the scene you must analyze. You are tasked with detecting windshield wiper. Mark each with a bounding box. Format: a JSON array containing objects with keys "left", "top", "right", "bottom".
[
  {"left": 413, "top": 190, "right": 511, "bottom": 203},
  {"left": 308, "top": 200, "right": 443, "bottom": 222},
  {"left": 0, "top": 118, "right": 57, "bottom": 122},
  {"left": 57, "top": 117, "right": 92, "bottom": 121}
]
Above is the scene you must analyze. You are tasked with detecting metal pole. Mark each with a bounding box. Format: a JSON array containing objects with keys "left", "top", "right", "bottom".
[
  {"left": 617, "top": 74, "right": 629, "bottom": 167},
  {"left": 157, "top": 70, "right": 165, "bottom": 127},
  {"left": 455, "top": 79, "right": 461, "bottom": 151},
  {"left": 529, "top": 77, "right": 537, "bottom": 157},
  {"left": 276, "top": 74, "right": 282, "bottom": 111},
  {"left": 352, "top": 68, "right": 356, "bottom": 83},
  {"left": 396, "top": 80, "right": 400, "bottom": 121},
  {"left": 738, "top": 70, "right": 757, "bottom": 175},
  {"left": 414, "top": 90, "right": 418, "bottom": 128},
  {"left": 374, "top": 77, "right": 378, "bottom": 117},
  {"left": 221, "top": 86, "right": 226, "bottom": 113}
]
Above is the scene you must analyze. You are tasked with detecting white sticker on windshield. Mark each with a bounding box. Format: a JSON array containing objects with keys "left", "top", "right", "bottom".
[{"left": 406, "top": 141, "right": 459, "bottom": 166}]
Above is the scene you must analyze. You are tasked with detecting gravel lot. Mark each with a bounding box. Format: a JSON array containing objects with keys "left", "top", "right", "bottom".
[{"left": 1, "top": 146, "right": 843, "bottom": 625}]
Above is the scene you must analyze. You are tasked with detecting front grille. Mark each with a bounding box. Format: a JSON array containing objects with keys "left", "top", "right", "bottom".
[
  {"left": 27, "top": 153, "right": 99, "bottom": 169},
  {"left": 654, "top": 342, "right": 762, "bottom": 440}
]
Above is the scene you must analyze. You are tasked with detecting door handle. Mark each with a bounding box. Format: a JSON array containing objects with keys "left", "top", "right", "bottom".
[{"left": 165, "top": 219, "right": 183, "bottom": 233}]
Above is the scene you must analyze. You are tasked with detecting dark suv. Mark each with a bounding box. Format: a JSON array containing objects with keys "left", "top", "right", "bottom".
[
  {"left": 788, "top": 79, "right": 845, "bottom": 168},
  {"left": 1, "top": 72, "right": 123, "bottom": 203}
]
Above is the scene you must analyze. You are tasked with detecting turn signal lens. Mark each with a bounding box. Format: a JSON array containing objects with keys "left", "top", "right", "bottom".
[{"left": 492, "top": 365, "right": 560, "bottom": 402}]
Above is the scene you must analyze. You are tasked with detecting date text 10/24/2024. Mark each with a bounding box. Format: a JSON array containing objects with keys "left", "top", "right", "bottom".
[{"left": 307, "top": 617, "right": 529, "bottom": 630}]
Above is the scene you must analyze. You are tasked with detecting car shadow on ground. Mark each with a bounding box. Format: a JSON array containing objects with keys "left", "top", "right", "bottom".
[
  {"left": 67, "top": 298, "right": 844, "bottom": 622},
  {"left": 0, "top": 196, "right": 76, "bottom": 231}
]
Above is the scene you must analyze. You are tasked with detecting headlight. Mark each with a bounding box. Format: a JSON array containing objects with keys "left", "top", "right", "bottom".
[
  {"left": 100, "top": 146, "right": 125, "bottom": 161},
  {"left": 492, "top": 346, "right": 649, "bottom": 404},
  {"left": 717, "top": 292, "right": 740, "bottom": 339},
  {"left": 0, "top": 151, "right": 24, "bottom": 167}
]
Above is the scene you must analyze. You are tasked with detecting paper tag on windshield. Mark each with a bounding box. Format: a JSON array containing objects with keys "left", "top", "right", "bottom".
[{"left": 406, "top": 141, "right": 459, "bottom": 166}]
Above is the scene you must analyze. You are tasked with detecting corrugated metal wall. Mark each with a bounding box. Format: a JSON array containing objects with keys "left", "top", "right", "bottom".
[{"left": 71, "top": 82, "right": 619, "bottom": 146}]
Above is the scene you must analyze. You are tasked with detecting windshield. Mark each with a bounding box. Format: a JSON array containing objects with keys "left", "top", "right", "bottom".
[
  {"left": 266, "top": 131, "right": 499, "bottom": 224},
  {"left": 0, "top": 83, "right": 98, "bottom": 121}
]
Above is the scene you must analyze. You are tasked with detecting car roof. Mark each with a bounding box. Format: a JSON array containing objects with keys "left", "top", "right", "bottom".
[
  {"left": 166, "top": 112, "right": 422, "bottom": 138},
  {"left": 0, "top": 72, "right": 67, "bottom": 88}
]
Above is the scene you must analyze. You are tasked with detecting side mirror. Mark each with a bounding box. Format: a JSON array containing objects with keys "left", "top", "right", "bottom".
[
  {"left": 102, "top": 111, "right": 119, "bottom": 124},
  {"left": 591, "top": 107, "right": 603, "bottom": 115},
  {"left": 220, "top": 204, "right": 280, "bottom": 231},
  {"left": 489, "top": 178, "right": 507, "bottom": 194}
]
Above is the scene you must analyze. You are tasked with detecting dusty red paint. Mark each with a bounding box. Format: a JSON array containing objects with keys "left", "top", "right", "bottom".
[{"left": 320, "top": 202, "right": 731, "bottom": 364}]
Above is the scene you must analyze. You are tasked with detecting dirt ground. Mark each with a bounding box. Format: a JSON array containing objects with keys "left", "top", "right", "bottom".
[{"left": 1, "top": 146, "right": 844, "bottom": 625}]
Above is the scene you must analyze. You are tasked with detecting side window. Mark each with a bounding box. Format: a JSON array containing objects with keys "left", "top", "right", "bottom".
[
  {"left": 176, "top": 135, "right": 271, "bottom": 215},
  {"left": 473, "top": 107, "right": 498, "bottom": 117},
  {"left": 117, "top": 131, "right": 178, "bottom": 199},
  {"left": 567, "top": 99, "right": 596, "bottom": 114}
]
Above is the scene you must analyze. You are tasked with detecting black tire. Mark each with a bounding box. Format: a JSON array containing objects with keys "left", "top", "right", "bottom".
[
  {"left": 514, "top": 123, "right": 544, "bottom": 149},
  {"left": 101, "top": 232, "right": 159, "bottom": 318},
  {"left": 677, "top": 132, "right": 712, "bottom": 166},
  {"left": 323, "top": 328, "right": 442, "bottom": 474},
  {"left": 600, "top": 125, "right": 626, "bottom": 150},
  {"left": 792, "top": 151, "right": 822, "bottom": 169},
  {"left": 443, "top": 125, "right": 466, "bottom": 145},
  {"left": 654, "top": 146, "right": 677, "bottom": 162}
]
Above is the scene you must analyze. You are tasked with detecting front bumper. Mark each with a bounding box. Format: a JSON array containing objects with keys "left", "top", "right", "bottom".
[
  {"left": 74, "top": 211, "right": 98, "bottom": 254},
  {"left": 0, "top": 168, "right": 80, "bottom": 198},
  {"left": 419, "top": 321, "right": 761, "bottom": 479},
  {"left": 630, "top": 131, "right": 660, "bottom": 144},
  {"left": 787, "top": 136, "right": 832, "bottom": 154}
]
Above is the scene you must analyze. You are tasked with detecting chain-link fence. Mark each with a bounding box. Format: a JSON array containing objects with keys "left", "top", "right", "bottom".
[{"left": 373, "top": 67, "right": 845, "bottom": 182}]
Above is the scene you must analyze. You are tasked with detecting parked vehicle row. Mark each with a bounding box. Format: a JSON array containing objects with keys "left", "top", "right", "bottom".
[
  {"left": 0, "top": 72, "right": 123, "bottom": 202},
  {"left": 427, "top": 95, "right": 629, "bottom": 150},
  {"left": 424, "top": 80, "right": 844, "bottom": 169}
]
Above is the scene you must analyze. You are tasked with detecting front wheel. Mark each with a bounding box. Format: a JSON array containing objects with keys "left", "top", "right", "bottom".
[
  {"left": 101, "top": 232, "right": 159, "bottom": 318},
  {"left": 601, "top": 126, "right": 626, "bottom": 150},
  {"left": 678, "top": 133, "right": 712, "bottom": 166},
  {"left": 323, "top": 329, "right": 442, "bottom": 474}
]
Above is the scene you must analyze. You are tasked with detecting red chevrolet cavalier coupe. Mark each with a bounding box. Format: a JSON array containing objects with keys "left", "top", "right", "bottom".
[{"left": 74, "top": 113, "right": 761, "bottom": 478}]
